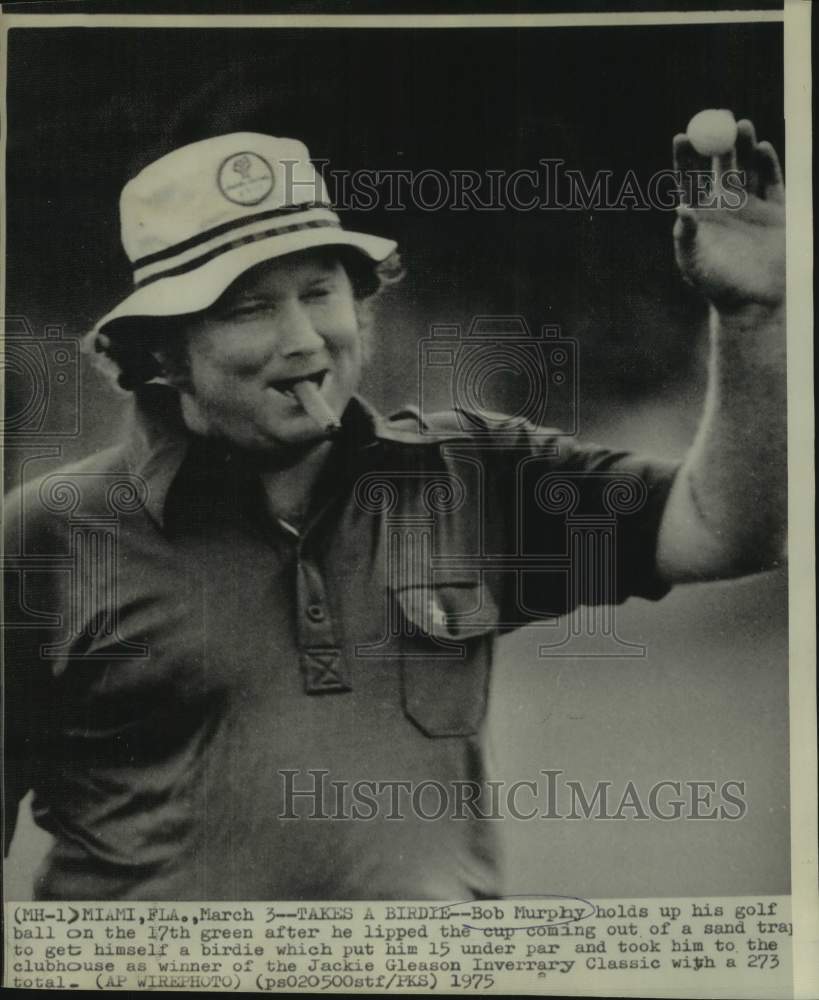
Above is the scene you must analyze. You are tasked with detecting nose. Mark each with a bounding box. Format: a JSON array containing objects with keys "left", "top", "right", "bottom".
[{"left": 276, "top": 299, "right": 325, "bottom": 359}]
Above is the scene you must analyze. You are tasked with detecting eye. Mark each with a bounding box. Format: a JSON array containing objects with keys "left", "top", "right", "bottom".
[
  {"left": 302, "top": 285, "right": 332, "bottom": 302},
  {"left": 222, "top": 301, "right": 270, "bottom": 321}
]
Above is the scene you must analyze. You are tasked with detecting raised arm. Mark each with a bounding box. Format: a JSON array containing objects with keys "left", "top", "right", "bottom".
[{"left": 656, "top": 118, "right": 786, "bottom": 582}]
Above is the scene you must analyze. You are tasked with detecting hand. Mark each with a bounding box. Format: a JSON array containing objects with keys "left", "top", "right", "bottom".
[{"left": 672, "top": 119, "right": 785, "bottom": 314}]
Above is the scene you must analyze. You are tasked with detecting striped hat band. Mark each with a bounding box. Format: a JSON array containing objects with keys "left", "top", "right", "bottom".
[{"left": 132, "top": 203, "right": 341, "bottom": 289}]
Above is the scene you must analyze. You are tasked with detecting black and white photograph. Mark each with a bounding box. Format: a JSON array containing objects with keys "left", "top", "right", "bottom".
[{"left": 1, "top": 3, "right": 814, "bottom": 996}]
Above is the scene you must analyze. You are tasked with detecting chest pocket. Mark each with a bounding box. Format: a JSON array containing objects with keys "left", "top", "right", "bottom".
[{"left": 393, "top": 581, "right": 499, "bottom": 738}]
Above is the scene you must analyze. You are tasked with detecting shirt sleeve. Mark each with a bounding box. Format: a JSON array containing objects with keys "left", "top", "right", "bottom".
[{"left": 474, "top": 417, "right": 681, "bottom": 627}]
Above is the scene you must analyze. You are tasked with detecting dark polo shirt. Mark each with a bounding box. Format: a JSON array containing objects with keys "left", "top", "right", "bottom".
[{"left": 3, "top": 390, "right": 678, "bottom": 900}]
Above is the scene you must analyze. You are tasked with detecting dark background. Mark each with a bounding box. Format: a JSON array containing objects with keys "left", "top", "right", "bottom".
[{"left": 4, "top": 21, "right": 789, "bottom": 898}]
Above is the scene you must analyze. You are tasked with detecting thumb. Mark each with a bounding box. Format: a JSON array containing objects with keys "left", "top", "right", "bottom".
[{"left": 674, "top": 205, "right": 698, "bottom": 246}]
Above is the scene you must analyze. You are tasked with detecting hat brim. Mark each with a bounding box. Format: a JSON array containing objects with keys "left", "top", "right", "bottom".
[{"left": 93, "top": 227, "right": 397, "bottom": 335}]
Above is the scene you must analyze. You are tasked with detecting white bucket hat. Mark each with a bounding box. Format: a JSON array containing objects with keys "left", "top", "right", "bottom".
[{"left": 93, "top": 132, "right": 397, "bottom": 335}]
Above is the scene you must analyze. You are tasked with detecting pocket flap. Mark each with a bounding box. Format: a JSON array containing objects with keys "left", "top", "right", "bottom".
[
  {"left": 393, "top": 580, "right": 499, "bottom": 644},
  {"left": 393, "top": 581, "right": 498, "bottom": 738}
]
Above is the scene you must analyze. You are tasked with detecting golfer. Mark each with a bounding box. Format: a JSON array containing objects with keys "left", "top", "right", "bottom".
[{"left": 4, "top": 126, "right": 785, "bottom": 899}]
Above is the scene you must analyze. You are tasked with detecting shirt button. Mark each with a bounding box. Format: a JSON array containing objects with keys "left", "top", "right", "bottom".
[{"left": 306, "top": 604, "right": 326, "bottom": 623}]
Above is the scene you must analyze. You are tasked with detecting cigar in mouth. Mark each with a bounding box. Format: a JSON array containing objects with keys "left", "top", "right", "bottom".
[{"left": 292, "top": 379, "right": 342, "bottom": 436}]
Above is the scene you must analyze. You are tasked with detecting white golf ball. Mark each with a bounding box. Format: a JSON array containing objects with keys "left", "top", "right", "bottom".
[{"left": 686, "top": 109, "right": 738, "bottom": 156}]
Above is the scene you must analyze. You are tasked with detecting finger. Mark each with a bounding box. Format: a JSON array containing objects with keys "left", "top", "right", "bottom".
[
  {"left": 674, "top": 204, "right": 699, "bottom": 246},
  {"left": 714, "top": 147, "right": 738, "bottom": 185},
  {"left": 673, "top": 133, "right": 708, "bottom": 205},
  {"left": 715, "top": 148, "right": 738, "bottom": 172},
  {"left": 673, "top": 133, "right": 706, "bottom": 175},
  {"left": 673, "top": 207, "right": 699, "bottom": 284},
  {"left": 734, "top": 119, "right": 760, "bottom": 196},
  {"left": 755, "top": 140, "right": 785, "bottom": 203}
]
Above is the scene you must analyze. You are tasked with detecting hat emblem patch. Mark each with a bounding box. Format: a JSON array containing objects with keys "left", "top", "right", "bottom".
[{"left": 217, "top": 151, "right": 275, "bottom": 206}]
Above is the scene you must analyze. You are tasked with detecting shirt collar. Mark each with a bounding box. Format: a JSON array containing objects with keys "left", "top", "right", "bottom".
[{"left": 125, "top": 386, "right": 440, "bottom": 528}]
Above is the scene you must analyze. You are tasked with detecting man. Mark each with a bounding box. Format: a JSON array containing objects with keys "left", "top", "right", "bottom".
[{"left": 3, "top": 127, "right": 785, "bottom": 900}]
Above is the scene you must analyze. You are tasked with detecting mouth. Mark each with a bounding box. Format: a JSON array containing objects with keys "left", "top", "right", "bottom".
[{"left": 268, "top": 369, "right": 328, "bottom": 399}]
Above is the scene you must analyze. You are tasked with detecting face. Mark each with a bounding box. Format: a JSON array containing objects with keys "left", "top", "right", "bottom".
[{"left": 175, "top": 250, "right": 363, "bottom": 453}]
